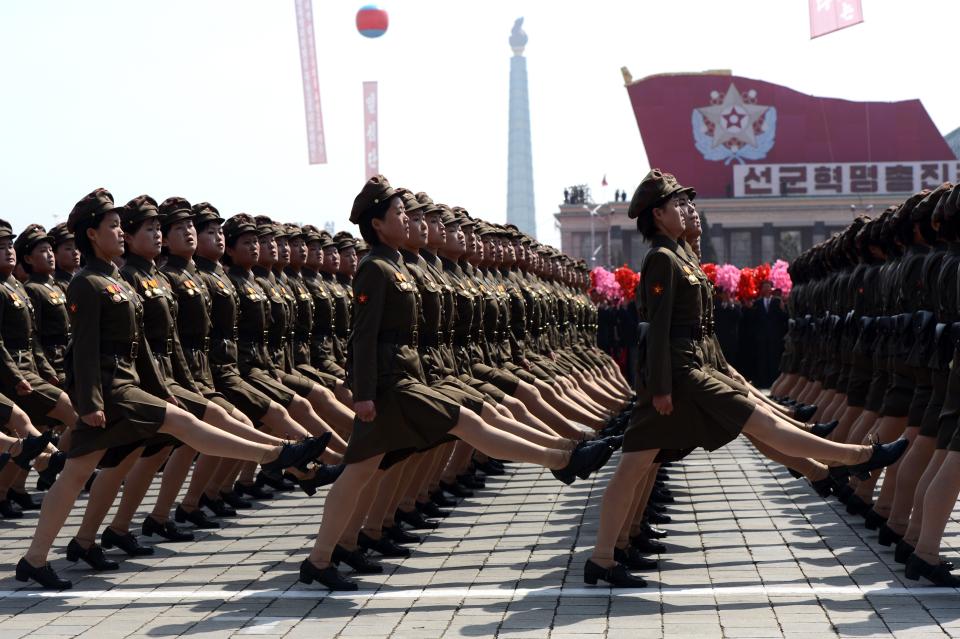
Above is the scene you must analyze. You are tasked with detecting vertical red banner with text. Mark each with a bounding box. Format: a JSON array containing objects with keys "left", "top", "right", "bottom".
[
  {"left": 363, "top": 81, "right": 379, "bottom": 178},
  {"left": 809, "top": 0, "right": 863, "bottom": 39},
  {"left": 294, "top": 0, "right": 327, "bottom": 164}
]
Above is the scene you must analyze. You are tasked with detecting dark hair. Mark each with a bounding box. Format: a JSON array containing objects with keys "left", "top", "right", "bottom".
[
  {"left": 195, "top": 219, "right": 218, "bottom": 235},
  {"left": 636, "top": 194, "right": 676, "bottom": 241},
  {"left": 74, "top": 212, "right": 111, "bottom": 259},
  {"left": 357, "top": 197, "right": 393, "bottom": 245},
  {"left": 121, "top": 217, "right": 154, "bottom": 258}
]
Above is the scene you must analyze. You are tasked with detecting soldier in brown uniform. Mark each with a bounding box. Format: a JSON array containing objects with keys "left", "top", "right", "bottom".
[
  {"left": 299, "top": 175, "right": 613, "bottom": 590},
  {"left": 586, "top": 169, "right": 910, "bottom": 588},
  {"left": 301, "top": 227, "right": 346, "bottom": 382},
  {"left": 15, "top": 189, "right": 322, "bottom": 590},
  {"left": 50, "top": 222, "right": 80, "bottom": 296}
]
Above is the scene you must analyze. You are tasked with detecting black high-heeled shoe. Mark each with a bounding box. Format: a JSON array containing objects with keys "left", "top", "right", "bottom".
[
  {"left": 583, "top": 559, "right": 647, "bottom": 587},
  {"left": 101, "top": 527, "right": 154, "bottom": 557},
  {"left": 793, "top": 404, "right": 817, "bottom": 422},
  {"left": 842, "top": 439, "right": 909, "bottom": 480},
  {"left": 357, "top": 531, "right": 410, "bottom": 558},
  {"left": 261, "top": 438, "right": 327, "bottom": 474},
  {"left": 438, "top": 480, "right": 473, "bottom": 498},
  {"left": 878, "top": 523, "right": 903, "bottom": 547},
  {"left": 457, "top": 472, "right": 485, "bottom": 489},
  {"left": 630, "top": 536, "right": 667, "bottom": 554},
  {"left": 299, "top": 558, "right": 358, "bottom": 590},
  {"left": 810, "top": 420, "right": 840, "bottom": 438},
  {"left": 894, "top": 539, "right": 915, "bottom": 564},
  {"left": 640, "top": 522, "right": 668, "bottom": 539},
  {"left": 395, "top": 508, "right": 438, "bottom": 530},
  {"left": 0, "top": 498, "right": 23, "bottom": 519},
  {"left": 863, "top": 509, "right": 887, "bottom": 531},
  {"left": 552, "top": 441, "right": 613, "bottom": 485},
  {"left": 283, "top": 466, "right": 340, "bottom": 497},
  {"left": 15, "top": 558, "right": 71, "bottom": 590},
  {"left": 12, "top": 432, "right": 52, "bottom": 470},
  {"left": 332, "top": 545, "right": 383, "bottom": 574},
  {"left": 256, "top": 469, "right": 296, "bottom": 492},
  {"left": 219, "top": 489, "right": 252, "bottom": 510},
  {"left": 175, "top": 504, "right": 220, "bottom": 529},
  {"left": 614, "top": 546, "right": 658, "bottom": 570},
  {"left": 142, "top": 515, "right": 195, "bottom": 542},
  {"left": 65, "top": 539, "right": 119, "bottom": 571},
  {"left": 234, "top": 481, "right": 273, "bottom": 500},
  {"left": 429, "top": 490, "right": 457, "bottom": 507},
  {"left": 383, "top": 525, "right": 421, "bottom": 545},
  {"left": 7, "top": 487, "right": 41, "bottom": 511},
  {"left": 808, "top": 477, "right": 833, "bottom": 498},
  {"left": 415, "top": 500, "right": 449, "bottom": 519},
  {"left": 295, "top": 432, "right": 333, "bottom": 472},
  {"left": 845, "top": 494, "right": 872, "bottom": 516},
  {"left": 199, "top": 493, "right": 237, "bottom": 518},
  {"left": 475, "top": 459, "right": 506, "bottom": 476},
  {"left": 35, "top": 451, "right": 66, "bottom": 491},
  {"left": 904, "top": 554, "right": 960, "bottom": 586},
  {"left": 646, "top": 510, "right": 671, "bottom": 525},
  {"left": 650, "top": 487, "right": 675, "bottom": 504}
]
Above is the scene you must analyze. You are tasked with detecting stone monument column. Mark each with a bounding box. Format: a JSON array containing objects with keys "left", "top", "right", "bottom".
[{"left": 507, "top": 18, "right": 536, "bottom": 238}]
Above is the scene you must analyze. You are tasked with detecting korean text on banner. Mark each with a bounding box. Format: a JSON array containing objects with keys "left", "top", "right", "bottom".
[
  {"left": 363, "top": 82, "right": 379, "bottom": 178},
  {"left": 294, "top": 0, "right": 327, "bottom": 164},
  {"left": 809, "top": 0, "right": 864, "bottom": 39}
]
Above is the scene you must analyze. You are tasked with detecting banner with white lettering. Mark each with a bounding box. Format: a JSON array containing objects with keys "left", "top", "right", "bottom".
[
  {"left": 363, "top": 81, "right": 379, "bottom": 178},
  {"left": 294, "top": 0, "right": 327, "bottom": 164},
  {"left": 733, "top": 161, "right": 960, "bottom": 197},
  {"left": 809, "top": 0, "right": 864, "bottom": 39}
]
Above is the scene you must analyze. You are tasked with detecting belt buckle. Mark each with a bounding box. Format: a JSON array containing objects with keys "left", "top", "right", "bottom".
[
  {"left": 166, "top": 338, "right": 173, "bottom": 354},
  {"left": 130, "top": 342, "right": 140, "bottom": 359}
]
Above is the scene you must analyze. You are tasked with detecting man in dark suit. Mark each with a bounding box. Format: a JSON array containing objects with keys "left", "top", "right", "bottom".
[
  {"left": 714, "top": 288, "right": 741, "bottom": 370},
  {"left": 750, "top": 280, "right": 788, "bottom": 388}
]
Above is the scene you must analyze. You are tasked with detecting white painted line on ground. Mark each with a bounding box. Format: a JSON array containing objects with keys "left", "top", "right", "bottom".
[{"left": 0, "top": 584, "right": 955, "bottom": 601}]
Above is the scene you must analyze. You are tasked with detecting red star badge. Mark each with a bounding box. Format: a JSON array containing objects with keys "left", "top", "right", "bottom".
[
  {"left": 69, "top": 303, "right": 78, "bottom": 313},
  {"left": 358, "top": 293, "right": 368, "bottom": 304},
  {"left": 652, "top": 284, "right": 664, "bottom": 296}
]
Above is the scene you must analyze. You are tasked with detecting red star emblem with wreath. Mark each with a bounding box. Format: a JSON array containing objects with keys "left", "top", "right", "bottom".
[
  {"left": 652, "top": 284, "right": 664, "bottom": 296},
  {"left": 358, "top": 293, "right": 368, "bottom": 304}
]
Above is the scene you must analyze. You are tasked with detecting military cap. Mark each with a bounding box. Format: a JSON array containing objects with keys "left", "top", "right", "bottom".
[
  {"left": 67, "top": 188, "right": 124, "bottom": 234},
  {"left": 157, "top": 196, "right": 194, "bottom": 230},
  {"left": 475, "top": 222, "right": 496, "bottom": 237},
  {"left": 944, "top": 184, "right": 960, "bottom": 224},
  {"left": 222, "top": 213, "right": 258, "bottom": 245},
  {"left": 440, "top": 207, "right": 459, "bottom": 227},
  {"left": 301, "top": 224, "right": 323, "bottom": 244},
  {"left": 14, "top": 224, "right": 52, "bottom": 258},
  {"left": 122, "top": 195, "right": 161, "bottom": 232},
  {"left": 456, "top": 209, "right": 477, "bottom": 229},
  {"left": 0, "top": 218, "right": 16, "bottom": 241},
  {"left": 48, "top": 222, "right": 74, "bottom": 247},
  {"left": 399, "top": 189, "right": 428, "bottom": 214},
  {"left": 355, "top": 239, "right": 370, "bottom": 254},
  {"left": 350, "top": 175, "right": 397, "bottom": 224},
  {"left": 272, "top": 222, "right": 291, "bottom": 240},
  {"left": 317, "top": 231, "right": 336, "bottom": 249},
  {"left": 191, "top": 202, "right": 223, "bottom": 228},
  {"left": 627, "top": 169, "right": 688, "bottom": 220},
  {"left": 333, "top": 231, "right": 357, "bottom": 250},
  {"left": 912, "top": 183, "right": 952, "bottom": 222},
  {"left": 284, "top": 223, "right": 304, "bottom": 241},
  {"left": 253, "top": 215, "right": 278, "bottom": 238}
]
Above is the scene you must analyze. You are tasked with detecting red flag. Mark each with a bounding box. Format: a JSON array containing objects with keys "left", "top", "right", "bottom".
[
  {"left": 809, "top": 0, "right": 863, "bottom": 39},
  {"left": 294, "top": 0, "right": 327, "bottom": 164},
  {"left": 601, "top": 174, "right": 608, "bottom": 187},
  {"left": 363, "top": 81, "right": 379, "bottom": 178}
]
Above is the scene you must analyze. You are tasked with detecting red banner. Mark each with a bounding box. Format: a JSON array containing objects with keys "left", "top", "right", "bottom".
[
  {"left": 809, "top": 0, "right": 863, "bottom": 39},
  {"left": 294, "top": 0, "right": 326, "bottom": 164},
  {"left": 363, "top": 81, "right": 379, "bottom": 178}
]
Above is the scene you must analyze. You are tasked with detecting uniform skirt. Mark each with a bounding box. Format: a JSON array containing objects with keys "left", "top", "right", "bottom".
[
  {"left": 0, "top": 392, "right": 15, "bottom": 428},
  {"left": 918, "top": 370, "right": 948, "bottom": 438},
  {"left": 244, "top": 368, "right": 296, "bottom": 407},
  {"left": 471, "top": 362, "right": 521, "bottom": 395},
  {"left": 343, "top": 376, "right": 460, "bottom": 469},
  {"left": 9, "top": 369, "right": 61, "bottom": 422},
  {"left": 624, "top": 354, "right": 755, "bottom": 454},
  {"left": 846, "top": 353, "right": 874, "bottom": 408},
  {"left": 67, "top": 384, "right": 168, "bottom": 459},
  {"left": 906, "top": 368, "right": 933, "bottom": 427},
  {"left": 213, "top": 369, "right": 274, "bottom": 422},
  {"left": 879, "top": 361, "right": 915, "bottom": 418}
]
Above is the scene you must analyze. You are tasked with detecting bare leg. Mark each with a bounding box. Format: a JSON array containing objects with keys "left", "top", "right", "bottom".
[
  {"left": 74, "top": 448, "right": 144, "bottom": 547},
  {"left": 872, "top": 425, "right": 920, "bottom": 516},
  {"left": 591, "top": 449, "right": 659, "bottom": 567},
  {"left": 914, "top": 451, "right": 960, "bottom": 564},
  {"left": 741, "top": 407, "right": 873, "bottom": 464},
  {"left": 886, "top": 434, "right": 936, "bottom": 534},
  {"left": 109, "top": 446, "right": 172, "bottom": 533},
  {"left": 904, "top": 449, "right": 948, "bottom": 546},
  {"left": 309, "top": 455, "right": 384, "bottom": 566}
]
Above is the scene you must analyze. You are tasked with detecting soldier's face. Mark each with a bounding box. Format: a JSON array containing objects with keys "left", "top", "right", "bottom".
[
  {"left": 165, "top": 219, "right": 196, "bottom": 259},
  {"left": 425, "top": 213, "right": 445, "bottom": 248},
  {"left": 27, "top": 241, "right": 55, "bottom": 275},
  {"left": 289, "top": 237, "right": 307, "bottom": 268},
  {"left": 653, "top": 197, "right": 685, "bottom": 240},
  {"left": 275, "top": 237, "right": 290, "bottom": 265},
  {"left": 444, "top": 223, "right": 465, "bottom": 254},
  {"left": 55, "top": 239, "right": 81, "bottom": 271},
  {"left": 339, "top": 247, "right": 357, "bottom": 275},
  {"left": 196, "top": 223, "right": 225, "bottom": 260},
  {"left": 405, "top": 211, "right": 428, "bottom": 249},
  {"left": 461, "top": 228, "right": 475, "bottom": 256},
  {"left": 372, "top": 197, "right": 409, "bottom": 249},
  {"left": 305, "top": 241, "right": 322, "bottom": 270},
  {"left": 228, "top": 232, "right": 259, "bottom": 269},
  {"left": 322, "top": 246, "right": 340, "bottom": 272},
  {"left": 128, "top": 218, "right": 162, "bottom": 260},
  {"left": 258, "top": 234, "right": 277, "bottom": 266},
  {"left": 0, "top": 238, "right": 14, "bottom": 273}
]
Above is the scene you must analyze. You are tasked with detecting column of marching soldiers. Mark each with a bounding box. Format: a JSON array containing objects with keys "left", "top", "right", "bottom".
[{"left": 0, "top": 187, "right": 641, "bottom": 591}]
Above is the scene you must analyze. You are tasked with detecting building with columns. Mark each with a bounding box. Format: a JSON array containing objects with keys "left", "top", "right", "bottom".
[{"left": 557, "top": 70, "right": 957, "bottom": 267}]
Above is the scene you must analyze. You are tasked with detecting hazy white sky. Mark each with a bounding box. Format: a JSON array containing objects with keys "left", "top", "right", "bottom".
[{"left": 1, "top": 0, "right": 957, "bottom": 245}]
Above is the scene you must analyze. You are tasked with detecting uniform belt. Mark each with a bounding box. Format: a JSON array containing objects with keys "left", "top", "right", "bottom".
[
  {"left": 378, "top": 329, "right": 418, "bottom": 347},
  {"left": 3, "top": 337, "right": 32, "bottom": 351},
  {"left": 669, "top": 325, "right": 703, "bottom": 340},
  {"left": 294, "top": 329, "right": 312, "bottom": 341},
  {"left": 102, "top": 340, "right": 139, "bottom": 359},
  {"left": 180, "top": 335, "right": 210, "bottom": 350},
  {"left": 210, "top": 329, "right": 238, "bottom": 342},
  {"left": 238, "top": 328, "right": 268, "bottom": 344},
  {"left": 41, "top": 334, "right": 69, "bottom": 347},
  {"left": 148, "top": 338, "right": 174, "bottom": 356}
]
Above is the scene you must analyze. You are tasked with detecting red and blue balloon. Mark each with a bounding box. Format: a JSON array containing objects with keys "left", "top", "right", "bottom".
[{"left": 356, "top": 5, "right": 388, "bottom": 38}]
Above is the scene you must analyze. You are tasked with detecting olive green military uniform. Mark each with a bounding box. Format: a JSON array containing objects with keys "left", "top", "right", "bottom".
[{"left": 23, "top": 272, "right": 70, "bottom": 382}]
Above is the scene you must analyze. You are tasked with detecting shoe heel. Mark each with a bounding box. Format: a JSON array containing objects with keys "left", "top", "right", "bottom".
[
  {"left": 583, "top": 573, "right": 598, "bottom": 585},
  {"left": 298, "top": 561, "right": 316, "bottom": 585}
]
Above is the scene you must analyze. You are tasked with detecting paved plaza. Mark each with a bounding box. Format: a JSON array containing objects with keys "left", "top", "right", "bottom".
[{"left": 2, "top": 438, "right": 960, "bottom": 638}]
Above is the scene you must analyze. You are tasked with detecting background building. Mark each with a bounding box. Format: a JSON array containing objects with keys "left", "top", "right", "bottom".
[{"left": 557, "top": 70, "right": 958, "bottom": 267}]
